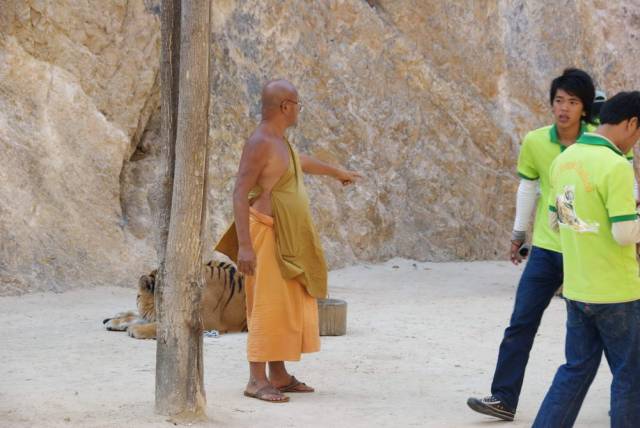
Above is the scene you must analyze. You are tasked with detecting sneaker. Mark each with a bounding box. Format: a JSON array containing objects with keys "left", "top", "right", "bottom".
[{"left": 467, "top": 395, "right": 515, "bottom": 421}]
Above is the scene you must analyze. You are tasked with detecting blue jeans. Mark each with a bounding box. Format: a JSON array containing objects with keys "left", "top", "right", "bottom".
[
  {"left": 533, "top": 299, "right": 640, "bottom": 427},
  {"left": 491, "top": 246, "right": 564, "bottom": 410}
]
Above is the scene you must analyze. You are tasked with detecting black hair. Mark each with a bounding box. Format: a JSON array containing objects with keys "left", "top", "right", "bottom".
[
  {"left": 549, "top": 68, "right": 596, "bottom": 124},
  {"left": 599, "top": 91, "right": 640, "bottom": 126}
]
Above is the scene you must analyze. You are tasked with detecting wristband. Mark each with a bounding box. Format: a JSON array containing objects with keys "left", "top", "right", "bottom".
[{"left": 511, "top": 230, "right": 526, "bottom": 242}]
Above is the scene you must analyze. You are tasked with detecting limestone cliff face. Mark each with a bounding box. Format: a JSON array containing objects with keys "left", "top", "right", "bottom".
[
  {"left": 1, "top": 1, "right": 639, "bottom": 294},
  {"left": 205, "top": 0, "right": 640, "bottom": 266},
  {"left": 0, "top": 1, "right": 161, "bottom": 294}
]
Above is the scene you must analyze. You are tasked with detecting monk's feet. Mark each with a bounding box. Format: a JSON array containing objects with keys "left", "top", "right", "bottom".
[
  {"left": 272, "top": 375, "right": 315, "bottom": 393},
  {"left": 244, "top": 380, "right": 289, "bottom": 403}
]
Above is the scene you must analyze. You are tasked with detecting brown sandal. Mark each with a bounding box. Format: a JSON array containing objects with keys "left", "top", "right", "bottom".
[
  {"left": 244, "top": 385, "right": 290, "bottom": 403},
  {"left": 277, "top": 375, "right": 314, "bottom": 393}
]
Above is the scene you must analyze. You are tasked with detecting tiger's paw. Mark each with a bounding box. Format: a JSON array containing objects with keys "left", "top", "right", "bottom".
[
  {"left": 127, "top": 322, "right": 157, "bottom": 340},
  {"left": 103, "top": 311, "right": 141, "bottom": 331}
]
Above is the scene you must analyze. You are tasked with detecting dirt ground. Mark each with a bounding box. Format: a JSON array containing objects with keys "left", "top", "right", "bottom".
[{"left": 0, "top": 259, "right": 613, "bottom": 427}]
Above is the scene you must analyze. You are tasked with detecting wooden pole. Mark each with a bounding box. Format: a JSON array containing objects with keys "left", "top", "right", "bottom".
[{"left": 155, "top": 0, "right": 211, "bottom": 421}]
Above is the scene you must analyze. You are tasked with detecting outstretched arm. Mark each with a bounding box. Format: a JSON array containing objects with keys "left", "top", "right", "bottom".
[{"left": 299, "top": 154, "right": 363, "bottom": 185}]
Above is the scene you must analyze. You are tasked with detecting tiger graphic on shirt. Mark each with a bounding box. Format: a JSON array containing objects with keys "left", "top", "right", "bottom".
[{"left": 556, "top": 185, "right": 600, "bottom": 233}]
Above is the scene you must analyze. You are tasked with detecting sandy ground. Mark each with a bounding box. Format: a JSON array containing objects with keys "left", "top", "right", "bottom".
[{"left": 0, "top": 258, "right": 614, "bottom": 428}]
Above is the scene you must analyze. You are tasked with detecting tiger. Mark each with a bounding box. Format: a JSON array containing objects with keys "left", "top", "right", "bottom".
[{"left": 103, "top": 260, "right": 247, "bottom": 339}]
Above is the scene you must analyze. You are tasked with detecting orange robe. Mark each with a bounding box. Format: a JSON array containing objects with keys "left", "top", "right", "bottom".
[
  {"left": 215, "top": 138, "right": 325, "bottom": 361},
  {"left": 244, "top": 208, "right": 320, "bottom": 361}
]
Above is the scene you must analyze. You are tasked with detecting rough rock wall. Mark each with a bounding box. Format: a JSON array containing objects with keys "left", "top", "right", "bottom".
[
  {"left": 0, "top": 1, "right": 161, "bottom": 295},
  {"left": 205, "top": 0, "right": 640, "bottom": 266},
  {"left": 2, "top": 0, "right": 639, "bottom": 295}
]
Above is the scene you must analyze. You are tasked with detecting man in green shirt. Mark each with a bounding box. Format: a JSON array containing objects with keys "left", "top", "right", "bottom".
[
  {"left": 468, "top": 69, "right": 599, "bottom": 421},
  {"left": 534, "top": 91, "right": 640, "bottom": 427}
]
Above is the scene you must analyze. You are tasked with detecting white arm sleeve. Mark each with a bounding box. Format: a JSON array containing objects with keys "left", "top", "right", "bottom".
[
  {"left": 612, "top": 220, "right": 640, "bottom": 246},
  {"left": 611, "top": 159, "right": 639, "bottom": 245},
  {"left": 513, "top": 178, "right": 539, "bottom": 232}
]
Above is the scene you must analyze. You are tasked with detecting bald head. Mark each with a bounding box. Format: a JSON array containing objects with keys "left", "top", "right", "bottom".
[{"left": 261, "top": 79, "right": 298, "bottom": 114}]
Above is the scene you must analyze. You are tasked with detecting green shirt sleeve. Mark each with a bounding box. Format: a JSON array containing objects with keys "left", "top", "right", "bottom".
[
  {"left": 605, "top": 161, "right": 638, "bottom": 223},
  {"left": 517, "top": 133, "right": 539, "bottom": 180}
]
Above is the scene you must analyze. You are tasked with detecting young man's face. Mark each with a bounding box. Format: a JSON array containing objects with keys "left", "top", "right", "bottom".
[{"left": 552, "top": 89, "right": 585, "bottom": 130}]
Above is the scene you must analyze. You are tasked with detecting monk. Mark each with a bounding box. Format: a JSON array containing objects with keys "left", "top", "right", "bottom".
[{"left": 215, "top": 79, "right": 362, "bottom": 402}]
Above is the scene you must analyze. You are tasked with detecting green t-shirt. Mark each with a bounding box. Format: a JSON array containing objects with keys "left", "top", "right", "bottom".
[
  {"left": 516, "top": 124, "right": 588, "bottom": 252},
  {"left": 517, "top": 123, "right": 634, "bottom": 253},
  {"left": 548, "top": 132, "right": 640, "bottom": 303}
]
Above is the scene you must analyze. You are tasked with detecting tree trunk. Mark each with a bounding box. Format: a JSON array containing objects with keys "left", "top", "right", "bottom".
[
  {"left": 154, "top": 0, "right": 180, "bottom": 415},
  {"left": 153, "top": 0, "right": 180, "bottom": 343},
  {"left": 155, "top": 0, "right": 211, "bottom": 421},
  {"left": 155, "top": 0, "right": 180, "bottom": 263}
]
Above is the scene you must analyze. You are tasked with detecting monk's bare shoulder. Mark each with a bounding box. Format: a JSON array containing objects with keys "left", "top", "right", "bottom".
[
  {"left": 237, "top": 130, "right": 275, "bottom": 178},
  {"left": 244, "top": 128, "right": 277, "bottom": 156}
]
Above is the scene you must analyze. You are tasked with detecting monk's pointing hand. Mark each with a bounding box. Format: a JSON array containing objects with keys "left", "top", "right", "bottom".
[
  {"left": 237, "top": 246, "right": 257, "bottom": 276},
  {"left": 336, "top": 169, "right": 363, "bottom": 186}
]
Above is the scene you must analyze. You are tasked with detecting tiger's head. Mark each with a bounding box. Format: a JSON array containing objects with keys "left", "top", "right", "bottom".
[{"left": 137, "top": 269, "right": 157, "bottom": 322}]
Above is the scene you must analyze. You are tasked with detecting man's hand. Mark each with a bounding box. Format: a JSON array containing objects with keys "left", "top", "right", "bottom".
[
  {"left": 237, "top": 245, "right": 257, "bottom": 276},
  {"left": 335, "top": 169, "right": 363, "bottom": 186},
  {"left": 510, "top": 240, "right": 525, "bottom": 265}
]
